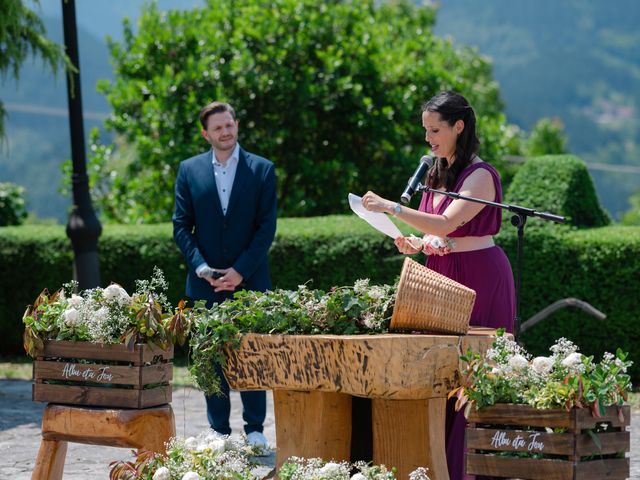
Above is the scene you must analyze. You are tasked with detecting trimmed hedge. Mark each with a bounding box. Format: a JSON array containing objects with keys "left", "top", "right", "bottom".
[{"left": 506, "top": 154, "right": 610, "bottom": 228}]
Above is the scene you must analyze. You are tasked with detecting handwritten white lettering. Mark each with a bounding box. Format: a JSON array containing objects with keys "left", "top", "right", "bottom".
[
  {"left": 489, "top": 430, "right": 546, "bottom": 452},
  {"left": 60, "top": 363, "right": 112, "bottom": 383}
]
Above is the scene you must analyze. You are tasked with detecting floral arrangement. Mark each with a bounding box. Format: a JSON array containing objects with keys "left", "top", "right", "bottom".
[
  {"left": 279, "top": 457, "right": 431, "bottom": 480},
  {"left": 451, "top": 330, "right": 633, "bottom": 416},
  {"left": 109, "top": 431, "right": 259, "bottom": 480},
  {"left": 189, "top": 279, "right": 396, "bottom": 395},
  {"left": 109, "top": 432, "right": 431, "bottom": 480},
  {"left": 23, "top": 267, "right": 190, "bottom": 356}
]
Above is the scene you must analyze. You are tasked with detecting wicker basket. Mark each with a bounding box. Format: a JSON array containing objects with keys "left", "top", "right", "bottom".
[{"left": 390, "top": 257, "right": 476, "bottom": 334}]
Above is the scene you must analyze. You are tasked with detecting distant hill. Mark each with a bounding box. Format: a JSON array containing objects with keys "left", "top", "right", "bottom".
[
  {"left": 434, "top": 0, "right": 640, "bottom": 217},
  {"left": 1, "top": 0, "right": 638, "bottom": 221}
]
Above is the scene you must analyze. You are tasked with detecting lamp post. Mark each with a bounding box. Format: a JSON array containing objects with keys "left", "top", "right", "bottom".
[{"left": 62, "top": 0, "right": 102, "bottom": 289}]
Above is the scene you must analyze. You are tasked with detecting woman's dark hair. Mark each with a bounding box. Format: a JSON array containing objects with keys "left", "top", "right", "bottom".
[{"left": 423, "top": 91, "right": 480, "bottom": 190}]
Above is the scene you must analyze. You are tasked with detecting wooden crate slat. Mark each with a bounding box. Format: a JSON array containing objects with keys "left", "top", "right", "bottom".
[
  {"left": 32, "top": 383, "right": 166, "bottom": 408},
  {"left": 466, "top": 427, "right": 575, "bottom": 455},
  {"left": 575, "top": 431, "right": 631, "bottom": 456},
  {"left": 33, "top": 360, "right": 172, "bottom": 388},
  {"left": 576, "top": 405, "right": 630, "bottom": 429},
  {"left": 140, "top": 364, "right": 173, "bottom": 385},
  {"left": 35, "top": 340, "right": 173, "bottom": 365},
  {"left": 466, "top": 453, "right": 573, "bottom": 480},
  {"left": 467, "top": 404, "right": 574, "bottom": 429},
  {"left": 574, "top": 457, "right": 629, "bottom": 480},
  {"left": 140, "top": 385, "right": 172, "bottom": 408}
]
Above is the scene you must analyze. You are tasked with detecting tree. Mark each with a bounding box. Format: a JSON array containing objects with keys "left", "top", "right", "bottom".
[
  {"left": 92, "top": 0, "right": 517, "bottom": 222},
  {"left": 0, "top": 181, "right": 27, "bottom": 226},
  {"left": 621, "top": 190, "right": 640, "bottom": 225},
  {"left": 0, "top": 0, "right": 69, "bottom": 140},
  {"left": 525, "top": 117, "right": 568, "bottom": 157}
]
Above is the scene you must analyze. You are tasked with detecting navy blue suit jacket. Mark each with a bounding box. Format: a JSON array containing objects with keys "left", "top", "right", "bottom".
[{"left": 172, "top": 147, "right": 277, "bottom": 304}]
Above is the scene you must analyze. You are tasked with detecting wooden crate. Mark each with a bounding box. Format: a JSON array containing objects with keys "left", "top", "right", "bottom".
[
  {"left": 32, "top": 340, "right": 173, "bottom": 408},
  {"left": 466, "top": 403, "right": 631, "bottom": 480}
]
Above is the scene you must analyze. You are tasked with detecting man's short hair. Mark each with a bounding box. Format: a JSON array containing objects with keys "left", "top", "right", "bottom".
[{"left": 199, "top": 101, "right": 236, "bottom": 129}]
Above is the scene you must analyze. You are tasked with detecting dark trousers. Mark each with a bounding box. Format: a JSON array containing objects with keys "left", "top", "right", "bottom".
[{"left": 205, "top": 363, "right": 266, "bottom": 435}]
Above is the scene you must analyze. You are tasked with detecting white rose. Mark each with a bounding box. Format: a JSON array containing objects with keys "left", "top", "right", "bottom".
[
  {"left": 561, "top": 352, "right": 582, "bottom": 368},
  {"left": 208, "top": 438, "right": 226, "bottom": 454},
  {"left": 532, "top": 356, "right": 553, "bottom": 374},
  {"left": 103, "top": 284, "right": 131, "bottom": 306},
  {"left": 67, "top": 294, "right": 84, "bottom": 309},
  {"left": 429, "top": 236, "right": 445, "bottom": 249},
  {"left": 319, "top": 462, "right": 342, "bottom": 476},
  {"left": 152, "top": 467, "right": 170, "bottom": 480},
  {"left": 62, "top": 308, "right": 80, "bottom": 326},
  {"left": 508, "top": 354, "right": 529, "bottom": 371},
  {"left": 351, "top": 474, "right": 367, "bottom": 480},
  {"left": 184, "top": 436, "right": 198, "bottom": 450},
  {"left": 182, "top": 473, "right": 200, "bottom": 480}
]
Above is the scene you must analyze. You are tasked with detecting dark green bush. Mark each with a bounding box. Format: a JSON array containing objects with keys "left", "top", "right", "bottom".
[{"left": 506, "top": 155, "right": 610, "bottom": 228}]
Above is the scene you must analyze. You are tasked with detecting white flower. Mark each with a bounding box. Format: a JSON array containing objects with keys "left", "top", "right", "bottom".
[
  {"left": 351, "top": 474, "right": 367, "bottom": 480},
  {"left": 319, "top": 462, "right": 343, "bottom": 476},
  {"left": 103, "top": 283, "right": 131, "bottom": 306},
  {"left": 562, "top": 352, "right": 583, "bottom": 368},
  {"left": 208, "top": 438, "right": 226, "bottom": 454},
  {"left": 152, "top": 467, "right": 170, "bottom": 480},
  {"left": 181, "top": 473, "right": 200, "bottom": 480},
  {"left": 508, "top": 354, "right": 529, "bottom": 371},
  {"left": 67, "top": 294, "right": 84, "bottom": 309},
  {"left": 429, "top": 236, "right": 445, "bottom": 249},
  {"left": 62, "top": 308, "right": 80, "bottom": 326},
  {"left": 184, "top": 436, "right": 198, "bottom": 450},
  {"left": 532, "top": 356, "right": 553, "bottom": 374}
]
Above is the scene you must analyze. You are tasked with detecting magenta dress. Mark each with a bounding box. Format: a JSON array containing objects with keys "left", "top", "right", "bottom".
[{"left": 418, "top": 162, "right": 515, "bottom": 480}]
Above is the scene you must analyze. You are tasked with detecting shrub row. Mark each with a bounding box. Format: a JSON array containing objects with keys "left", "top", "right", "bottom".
[{"left": 1, "top": 218, "right": 638, "bottom": 381}]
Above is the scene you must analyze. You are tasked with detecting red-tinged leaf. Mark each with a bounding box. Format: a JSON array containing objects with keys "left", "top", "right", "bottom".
[
  {"left": 590, "top": 398, "right": 601, "bottom": 418},
  {"left": 455, "top": 391, "right": 468, "bottom": 412},
  {"left": 178, "top": 298, "right": 185, "bottom": 310},
  {"left": 617, "top": 406, "right": 625, "bottom": 423}
]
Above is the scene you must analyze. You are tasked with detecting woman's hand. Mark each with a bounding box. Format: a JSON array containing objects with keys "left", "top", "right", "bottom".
[
  {"left": 422, "top": 234, "right": 453, "bottom": 256},
  {"left": 361, "top": 191, "right": 393, "bottom": 214},
  {"left": 395, "top": 236, "right": 423, "bottom": 255}
]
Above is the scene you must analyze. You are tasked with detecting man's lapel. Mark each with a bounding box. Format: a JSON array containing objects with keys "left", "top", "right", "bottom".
[{"left": 226, "top": 148, "right": 250, "bottom": 218}]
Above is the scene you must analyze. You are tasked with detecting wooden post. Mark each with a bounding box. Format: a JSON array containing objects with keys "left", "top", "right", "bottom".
[
  {"left": 372, "top": 398, "right": 448, "bottom": 480},
  {"left": 273, "top": 390, "right": 352, "bottom": 471}
]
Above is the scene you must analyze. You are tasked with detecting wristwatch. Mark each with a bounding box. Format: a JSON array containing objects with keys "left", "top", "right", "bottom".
[{"left": 392, "top": 203, "right": 402, "bottom": 217}]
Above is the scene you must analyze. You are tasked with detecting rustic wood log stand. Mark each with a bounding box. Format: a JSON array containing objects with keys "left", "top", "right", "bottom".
[
  {"left": 31, "top": 403, "right": 176, "bottom": 480},
  {"left": 223, "top": 327, "right": 498, "bottom": 480}
]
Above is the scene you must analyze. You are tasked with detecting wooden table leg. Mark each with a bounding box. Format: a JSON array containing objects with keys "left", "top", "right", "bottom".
[
  {"left": 372, "top": 397, "right": 449, "bottom": 480},
  {"left": 273, "top": 390, "right": 352, "bottom": 472},
  {"left": 32, "top": 438, "right": 67, "bottom": 480}
]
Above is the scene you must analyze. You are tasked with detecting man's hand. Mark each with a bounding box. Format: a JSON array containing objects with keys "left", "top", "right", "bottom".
[{"left": 204, "top": 267, "right": 244, "bottom": 292}]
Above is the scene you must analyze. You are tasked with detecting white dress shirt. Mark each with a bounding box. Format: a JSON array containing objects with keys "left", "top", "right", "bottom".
[{"left": 212, "top": 142, "right": 240, "bottom": 216}]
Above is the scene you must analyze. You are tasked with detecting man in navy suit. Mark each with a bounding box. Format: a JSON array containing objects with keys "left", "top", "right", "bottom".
[{"left": 173, "top": 101, "right": 276, "bottom": 450}]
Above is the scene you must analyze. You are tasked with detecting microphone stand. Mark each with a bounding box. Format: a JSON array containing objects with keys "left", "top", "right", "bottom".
[{"left": 415, "top": 184, "right": 565, "bottom": 340}]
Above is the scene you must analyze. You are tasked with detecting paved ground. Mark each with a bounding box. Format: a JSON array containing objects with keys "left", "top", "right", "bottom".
[{"left": 0, "top": 379, "right": 637, "bottom": 479}]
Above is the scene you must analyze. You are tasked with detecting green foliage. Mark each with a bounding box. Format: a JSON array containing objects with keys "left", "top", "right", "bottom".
[
  {"left": 91, "top": 0, "right": 513, "bottom": 222},
  {"left": 621, "top": 190, "right": 640, "bottom": 225},
  {"left": 0, "top": 0, "right": 69, "bottom": 139},
  {"left": 456, "top": 332, "right": 632, "bottom": 413},
  {"left": 189, "top": 280, "right": 396, "bottom": 394},
  {"left": 524, "top": 117, "right": 568, "bottom": 157},
  {"left": 0, "top": 182, "right": 27, "bottom": 226},
  {"left": 505, "top": 155, "right": 610, "bottom": 228}
]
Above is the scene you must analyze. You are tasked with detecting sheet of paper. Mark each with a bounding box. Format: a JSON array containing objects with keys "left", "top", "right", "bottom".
[{"left": 348, "top": 193, "right": 403, "bottom": 239}]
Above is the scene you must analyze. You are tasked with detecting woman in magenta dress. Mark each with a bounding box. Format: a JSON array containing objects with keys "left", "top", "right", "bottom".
[{"left": 362, "top": 91, "right": 515, "bottom": 480}]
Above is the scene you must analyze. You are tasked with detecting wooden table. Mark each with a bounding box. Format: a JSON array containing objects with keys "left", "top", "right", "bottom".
[{"left": 224, "top": 327, "right": 498, "bottom": 479}]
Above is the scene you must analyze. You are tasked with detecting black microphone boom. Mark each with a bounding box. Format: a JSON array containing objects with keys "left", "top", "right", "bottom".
[{"left": 400, "top": 155, "right": 434, "bottom": 204}]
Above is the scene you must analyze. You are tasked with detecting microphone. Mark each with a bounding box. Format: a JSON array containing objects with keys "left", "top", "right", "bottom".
[{"left": 400, "top": 155, "right": 434, "bottom": 204}]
